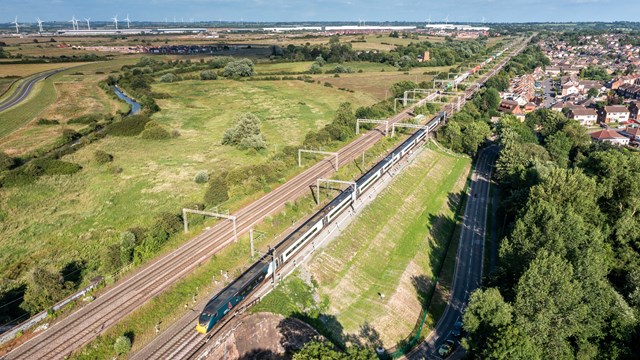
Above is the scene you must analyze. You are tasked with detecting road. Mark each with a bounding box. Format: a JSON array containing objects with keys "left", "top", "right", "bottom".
[
  {"left": 409, "top": 145, "right": 498, "bottom": 360},
  {"left": 0, "top": 69, "right": 64, "bottom": 113}
]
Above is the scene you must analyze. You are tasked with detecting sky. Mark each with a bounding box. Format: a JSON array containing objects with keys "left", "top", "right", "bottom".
[{"left": 1, "top": 0, "right": 637, "bottom": 23}]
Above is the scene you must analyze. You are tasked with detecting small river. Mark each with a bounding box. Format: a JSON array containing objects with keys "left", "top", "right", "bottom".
[{"left": 114, "top": 85, "right": 141, "bottom": 115}]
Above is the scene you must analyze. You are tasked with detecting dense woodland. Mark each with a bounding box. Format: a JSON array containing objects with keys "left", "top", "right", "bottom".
[{"left": 455, "top": 45, "right": 640, "bottom": 359}]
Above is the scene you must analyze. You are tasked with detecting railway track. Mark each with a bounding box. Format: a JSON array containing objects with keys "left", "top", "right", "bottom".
[
  {"left": 3, "top": 38, "right": 526, "bottom": 360},
  {"left": 129, "top": 38, "right": 529, "bottom": 360},
  {"left": 2, "top": 80, "right": 433, "bottom": 360}
]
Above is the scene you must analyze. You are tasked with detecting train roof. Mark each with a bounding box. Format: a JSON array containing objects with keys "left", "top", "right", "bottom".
[{"left": 202, "top": 255, "right": 270, "bottom": 314}]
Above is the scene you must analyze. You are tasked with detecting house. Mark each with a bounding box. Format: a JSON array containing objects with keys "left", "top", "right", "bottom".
[
  {"left": 524, "top": 102, "right": 537, "bottom": 113},
  {"left": 621, "top": 126, "right": 640, "bottom": 141},
  {"left": 603, "top": 105, "right": 630, "bottom": 124},
  {"left": 590, "top": 129, "right": 630, "bottom": 145},
  {"left": 561, "top": 83, "right": 579, "bottom": 97},
  {"left": 568, "top": 107, "right": 598, "bottom": 126},
  {"left": 498, "top": 100, "right": 524, "bottom": 115},
  {"left": 577, "top": 80, "right": 603, "bottom": 95}
]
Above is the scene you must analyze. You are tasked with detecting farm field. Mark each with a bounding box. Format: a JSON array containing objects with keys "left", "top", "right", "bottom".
[
  {"left": 302, "top": 145, "right": 470, "bottom": 347},
  {"left": 0, "top": 78, "right": 376, "bottom": 283},
  {"left": 0, "top": 58, "right": 137, "bottom": 155}
]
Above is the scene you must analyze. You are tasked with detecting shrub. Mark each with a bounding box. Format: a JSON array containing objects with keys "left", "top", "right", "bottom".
[
  {"left": 200, "top": 70, "right": 217, "bottom": 80},
  {"left": 324, "top": 82, "right": 333, "bottom": 87},
  {"left": 204, "top": 175, "right": 229, "bottom": 206},
  {"left": 36, "top": 118, "right": 59, "bottom": 125},
  {"left": 160, "top": 73, "right": 177, "bottom": 83},
  {"left": 194, "top": 171, "right": 209, "bottom": 184},
  {"left": 171, "top": 129, "right": 181, "bottom": 138},
  {"left": 94, "top": 150, "right": 113, "bottom": 164},
  {"left": 106, "top": 114, "right": 150, "bottom": 136},
  {"left": 61, "top": 129, "right": 81, "bottom": 142},
  {"left": 221, "top": 113, "right": 267, "bottom": 150},
  {"left": 141, "top": 125, "right": 171, "bottom": 140},
  {"left": 120, "top": 231, "right": 136, "bottom": 265},
  {"left": 223, "top": 58, "right": 254, "bottom": 77},
  {"left": 0, "top": 152, "right": 15, "bottom": 171},
  {"left": 68, "top": 114, "right": 102, "bottom": 124},
  {"left": 113, "top": 335, "right": 132, "bottom": 355}
]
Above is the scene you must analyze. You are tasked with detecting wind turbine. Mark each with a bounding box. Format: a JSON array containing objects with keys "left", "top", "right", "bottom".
[
  {"left": 443, "top": 15, "right": 449, "bottom": 24},
  {"left": 112, "top": 14, "right": 119, "bottom": 30},
  {"left": 482, "top": 16, "right": 486, "bottom": 24},
  {"left": 84, "top": 17, "right": 91, "bottom": 30},
  {"left": 426, "top": 15, "right": 431, "bottom": 25},
  {"left": 13, "top": 16, "right": 20, "bottom": 34},
  {"left": 36, "top": 17, "right": 44, "bottom": 33},
  {"left": 69, "top": 15, "right": 78, "bottom": 30},
  {"left": 124, "top": 14, "right": 131, "bottom": 29}
]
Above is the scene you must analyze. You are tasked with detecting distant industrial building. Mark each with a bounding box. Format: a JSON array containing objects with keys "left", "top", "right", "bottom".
[
  {"left": 424, "top": 24, "right": 490, "bottom": 31},
  {"left": 55, "top": 28, "right": 207, "bottom": 36}
]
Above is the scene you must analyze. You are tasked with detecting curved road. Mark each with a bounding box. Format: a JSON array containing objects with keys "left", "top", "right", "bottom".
[
  {"left": 409, "top": 145, "right": 498, "bottom": 360},
  {"left": 0, "top": 69, "right": 65, "bottom": 113}
]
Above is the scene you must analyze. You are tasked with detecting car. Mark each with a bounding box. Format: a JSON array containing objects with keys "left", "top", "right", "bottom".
[
  {"left": 438, "top": 339, "right": 455, "bottom": 357},
  {"left": 452, "top": 321, "right": 464, "bottom": 337}
]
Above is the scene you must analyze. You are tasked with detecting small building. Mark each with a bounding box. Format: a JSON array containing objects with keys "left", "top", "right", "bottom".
[
  {"left": 498, "top": 99, "right": 524, "bottom": 115},
  {"left": 590, "top": 129, "right": 630, "bottom": 146},
  {"left": 603, "top": 105, "right": 630, "bottom": 124},
  {"left": 568, "top": 107, "right": 598, "bottom": 126}
]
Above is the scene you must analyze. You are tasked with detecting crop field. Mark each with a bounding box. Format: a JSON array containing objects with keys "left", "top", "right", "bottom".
[
  {"left": 0, "top": 78, "right": 375, "bottom": 282},
  {"left": 0, "top": 58, "right": 137, "bottom": 155},
  {"left": 304, "top": 145, "right": 470, "bottom": 346}
]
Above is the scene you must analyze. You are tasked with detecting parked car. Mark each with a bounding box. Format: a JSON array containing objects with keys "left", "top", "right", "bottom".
[
  {"left": 438, "top": 339, "right": 455, "bottom": 357},
  {"left": 452, "top": 321, "right": 464, "bottom": 337}
]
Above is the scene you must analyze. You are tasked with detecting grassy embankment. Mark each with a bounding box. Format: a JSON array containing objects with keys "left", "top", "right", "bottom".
[{"left": 254, "top": 144, "right": 471, "bottom": 348}]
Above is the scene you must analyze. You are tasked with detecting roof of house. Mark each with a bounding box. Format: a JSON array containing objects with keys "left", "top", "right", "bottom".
[
  {"left": 570, "top": 107, "right": 597, "bottom": 117},
  {"left": 590, "top": 129, "right": 628, "bottom": 140},
  {"left": 605, "top": 105, "right": 630, "bottom": 113},
  {"left": 623, "top": 126, "right": 640, "bottom": 136}
]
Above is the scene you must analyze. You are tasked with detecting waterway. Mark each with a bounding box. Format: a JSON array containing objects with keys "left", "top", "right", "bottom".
[{"left": 114, "top": 85, "right": 141, "bottom": 115}]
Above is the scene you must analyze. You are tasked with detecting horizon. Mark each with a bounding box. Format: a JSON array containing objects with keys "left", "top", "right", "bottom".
[{"left": 1, "top": 0, "right": 638, "bottom": 24}]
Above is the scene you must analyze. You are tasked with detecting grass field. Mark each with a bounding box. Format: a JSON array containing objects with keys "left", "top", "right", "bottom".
[
  {"left": 304, "top": 145, "right": 471, "bottom": 347},
  {"left": 0, "top": 58, "right": 137, "bottom": 155},
  {"left": 0, "top": 63, "right": 89, "bottom": 78},
  {"left": 0, "top": 78, "right": 376, "bottom": 282}
]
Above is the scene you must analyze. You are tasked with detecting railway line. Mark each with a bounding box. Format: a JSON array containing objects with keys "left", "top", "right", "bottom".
[
  {"left": 3, "top": 38, "right": 527, "bottom": 360},
  {"left": 130, "top": 38, "right": 530, "bottom": 360}
]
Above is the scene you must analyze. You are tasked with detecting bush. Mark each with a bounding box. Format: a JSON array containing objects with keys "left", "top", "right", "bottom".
[
  {"left": 120, "top": 231, "right": 136, "bottom": 265},
  {"left": 94, "top": 150, "right": 113, "bottom": 164},
  {"left": 36, "top": 118, "right": 59, "bottom": 125},
  {"left": 0, "top": 152, "right": 15, "bottom": 171},
  {"left": 160, "top": 73, "right": 177, "bottom": 83},
  {"left": 113, "top": 335, "right": 132, "bottom": 355},
  {"left": 221, "top": 113, "right": 267, "bottom": 150},
  {"left": 324, "top": 82, "right": 333, "bottom": 87},
  {"left": 200, "top": 70, "right": 217, "bottom": 80},
  {"left": 106, "top": 114, "right": 150, "bottom": 136},
  {"left": 61, "top": 129, "right": 81, "bottom": 142},
  {"left": 204, "top": 175, "right": 229, "bottom": 206},
  {"left": 223, "top": 58, "right": 254, "bottom": 77},
  {"left": 68, "top": 114, "right": 102, "bottom": 124},
  {"left": 140, "top": 125, "right": 171, "bottom": 140},
  {"left": 194, "top": 171, "right": 209, "bottom": 184}
]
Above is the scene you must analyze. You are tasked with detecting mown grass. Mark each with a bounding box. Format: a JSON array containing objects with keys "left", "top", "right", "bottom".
[
  {"left": 303, "top": 144, "right": 471, "bottom": 347},
  {"left": 0, "top": 63, "right": 89, "bottom": 78},
  {"left": 0, "top": 78, "right": 375, "bottom": 283}
]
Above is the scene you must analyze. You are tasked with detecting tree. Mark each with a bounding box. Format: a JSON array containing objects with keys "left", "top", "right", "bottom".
[
  {"left": 221, "top": 113, "right": 266, "bottom": 150},
  {"left": 461, "top": 121, "right": 490, "bottom": 155},
  {"left": 390, "top": 80, "right": 418, "bottom": 98},
  {"left": 309, "top": 63, "right": 322, "bottom": 74},
  {"left": 120, "top": 231, "right": 136, "bottom": 265},
  {"left": 204, "top": 174, "right": 229, "bottom": 206},
  {"left": 293, "top": 340, "right": 342, "bottom": 359},
  {"left": 223, "top": 58, "right": 254, "bottom": 77},
  {"left": 21, "top": 267, "right": 66, "bottom": 314},
  {"left": 587, "top": 87, "right": 599, "bottom": 98},
  {"left": 199, "top": 70, "right": 217, "bottom": 80},
  {"left": 514, "top": 251, "right": 587, "bottom": 359},
  {"left": 160, "top": 73, "right": 177, "bottom": 83},
  {"left": 464, "top": 288, "right": 513, "bottom": 349},
  {"left": 113, "top": 335, "right": 132, "bottom": 355},
  {"left": 544, "top": 131, "right": 572, "bottom": 167},
  {"left": 479, "top": 88, "right": 501, "bottom": 112}
]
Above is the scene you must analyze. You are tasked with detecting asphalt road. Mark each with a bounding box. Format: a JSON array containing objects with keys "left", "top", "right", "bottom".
[
  {"left": 0, "top": 69, "right": 64, "bottom": 113},
  {"left": 409, "top": 145, "right": 498, "bottom": 360}
]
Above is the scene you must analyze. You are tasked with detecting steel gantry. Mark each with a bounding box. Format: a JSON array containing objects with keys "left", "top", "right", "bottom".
[
  {"left": 298, "top": 149, "right": 339, "bottom": 170},
  {"left": 315, "top": 178, "right": 357, "bottom": 204},
  {"left": 182, "top": 208, "right": 238, "bottom": 242},
  {"left": 356, "top": 118, "right": 389, "bottom": 136}
]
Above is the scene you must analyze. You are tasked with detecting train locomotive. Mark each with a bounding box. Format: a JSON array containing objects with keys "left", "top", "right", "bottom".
[{"left": 196, "top": 111, "right": 447, "bottom": 334}]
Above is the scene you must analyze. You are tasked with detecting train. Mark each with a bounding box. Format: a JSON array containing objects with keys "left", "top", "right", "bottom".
[{"left": 195, "top": 111, "right": 448, "bottom": 334}]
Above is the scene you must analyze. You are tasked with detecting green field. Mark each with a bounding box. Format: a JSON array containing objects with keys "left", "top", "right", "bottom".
[
  {"left": 303, "top": 145, "right": 470, "bottom": 347},
  {"left": 0, "top": 59, "right": 137, "bottom": 155},
  {"left": 0, "top": 78, "right": 376, "bottom": 282}
]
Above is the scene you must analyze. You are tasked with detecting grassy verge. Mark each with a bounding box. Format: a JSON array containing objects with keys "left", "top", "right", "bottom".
[{"left": 255, "top": 143, "right": 470, "bottom": 349}]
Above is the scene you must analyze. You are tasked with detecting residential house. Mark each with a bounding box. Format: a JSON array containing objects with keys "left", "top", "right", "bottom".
[
  {"left": 498, "top": 100, "right": 524, "bottom": 115},
  {"left": 621, "top": 126, "right": 640, "bottom": 141},
  {"left": 603, "top": 105, "right": 630, "bottom": 124},
  {"left": 568, "top": 107, "right": 598, "bottom": 126},
  {"left": 590, "top": 129, "right": 630, "bottom": 145},
  {"left": 524, "top": 102, "right": 537, "bottom": 113}
]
